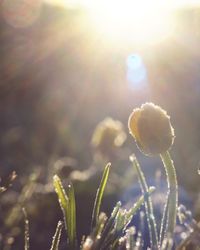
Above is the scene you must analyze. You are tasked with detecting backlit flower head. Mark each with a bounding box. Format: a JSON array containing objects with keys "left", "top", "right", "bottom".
[{"left": 128, "top": 103, "right": 175, "bottom": 156}]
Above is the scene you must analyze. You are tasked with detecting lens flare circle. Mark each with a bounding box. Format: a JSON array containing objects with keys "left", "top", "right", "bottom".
[{"left": 126, "top": 54, "right": 148, "bottom": 89}]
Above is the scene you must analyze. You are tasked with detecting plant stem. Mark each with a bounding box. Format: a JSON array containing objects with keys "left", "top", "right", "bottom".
[
  {"left": 131, "top": 156, "right": 158, "bottom": 249},
  {"left": 160, "top": 151, "right": 178, "bottom": 243}
]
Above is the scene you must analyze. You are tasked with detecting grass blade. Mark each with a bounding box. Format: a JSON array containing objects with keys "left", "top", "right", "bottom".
[
  {"left": 130, "top": 155, "right": 158, "bottom": 249},
  {"left": 101, "top": 202, "right": 121, "bottom": 239},
  {"left": 53, "top": 175, "right": 69, "bottom": 217},
  {"left": 97, "top": 202, "right": 121, "bottom": 249},
  {"left": 53, "top": 175, "right": 77, "bottom": 249},
  {"left": 66, "top": 183, "right": 77, "bottom": 249},
  {"left": 23, "top": 208, "right": 30, "bottom": 250},
  {"left": 160, "top": 151, "right": 178, "bottom": 245},
  {"left": 159, "top": 193, "right": 169, "bottom": 245},
  {"left": 91, "top": 163, "right": 111, "bottom": 229},
  {"left": 126, "top": 186, "right": 155, "bottom": 227},
  {"left": 126, "top": 227, "right": 136, "bottom": 250},
  {"left": 50, "top": 221, "right": 63, "bottom": 250}
]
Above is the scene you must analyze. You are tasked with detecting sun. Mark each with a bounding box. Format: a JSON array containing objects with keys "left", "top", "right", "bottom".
[
  {"left": 45, "top": 0, "right": 200, "bottom": 46},
  {"left": 77, "top": 0, "right": 175, "bottom": 46}
]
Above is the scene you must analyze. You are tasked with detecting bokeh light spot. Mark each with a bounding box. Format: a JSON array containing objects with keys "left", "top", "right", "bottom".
[{"left": 126, "top": 54, "right": 148, "bottom": 90}]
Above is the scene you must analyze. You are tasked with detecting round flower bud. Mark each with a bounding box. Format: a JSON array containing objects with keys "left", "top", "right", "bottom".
[{"left": 128, "top": 103, "right": 175, "bottom": 156}]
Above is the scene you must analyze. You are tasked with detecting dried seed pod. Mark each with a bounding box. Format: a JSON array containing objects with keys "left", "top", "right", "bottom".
[{"left": 128, "top": 103, "right": 174, "bottom": 156}]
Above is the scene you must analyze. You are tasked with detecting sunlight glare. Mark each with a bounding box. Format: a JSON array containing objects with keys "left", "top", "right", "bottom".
[
  {"left": 83, "top": 0, "right": 174, "bottom": 45},
  {"left": 46, "top": 0, "right": 200, "bottom": 46}
]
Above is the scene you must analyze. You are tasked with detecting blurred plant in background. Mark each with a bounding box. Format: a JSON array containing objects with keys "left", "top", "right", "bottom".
[{"left": 92, "top": 117, "right": 126, "bottom": 159}]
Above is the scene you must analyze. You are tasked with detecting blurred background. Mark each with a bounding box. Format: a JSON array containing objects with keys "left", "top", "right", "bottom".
[{"left": 0, "top": 0, "right": 200, "bottom": 249}]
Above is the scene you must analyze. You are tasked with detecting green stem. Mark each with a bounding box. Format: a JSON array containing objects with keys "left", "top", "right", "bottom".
[
  {"left": 131, "top": 156, "right": 158, "bottom": 249},
  {"left": 160, "top": 151, "right": 178, "bottom": 242}
]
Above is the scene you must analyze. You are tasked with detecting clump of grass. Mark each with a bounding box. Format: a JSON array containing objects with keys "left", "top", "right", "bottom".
[
  {"left": 53, "top": 163, "right": 155, "bottom": 250},
  {"left": 12, "top": 102, "right": 198, "bottom": 249},
  {"left": 50, "top": 103, "right": 199, "bottom": 249}
]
